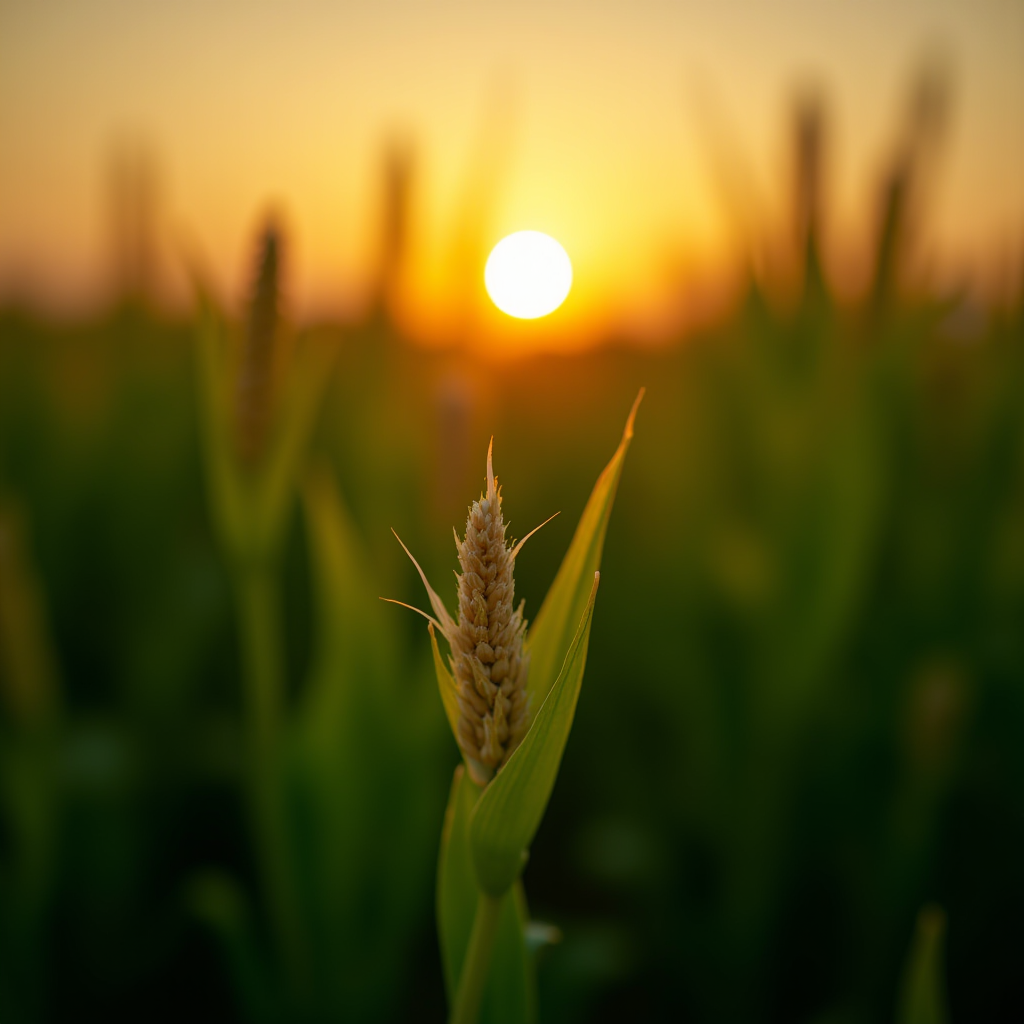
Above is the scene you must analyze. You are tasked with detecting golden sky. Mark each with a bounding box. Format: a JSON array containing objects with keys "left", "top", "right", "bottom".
[{"left": 1, "top": 0, "right": 1022, "bottom": 347}]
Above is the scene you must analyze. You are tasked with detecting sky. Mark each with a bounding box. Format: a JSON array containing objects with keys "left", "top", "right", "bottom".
[{"left": 1, "top": 0, "right": 1022, "bottom": 347}]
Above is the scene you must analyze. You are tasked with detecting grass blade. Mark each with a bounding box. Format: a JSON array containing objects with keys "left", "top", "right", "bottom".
[
  {"left": 438, "top": 767, "right": 534, "bottom": 1023},
  {"left": 469, "top": 575, "right": 599, "bottom": 896}
]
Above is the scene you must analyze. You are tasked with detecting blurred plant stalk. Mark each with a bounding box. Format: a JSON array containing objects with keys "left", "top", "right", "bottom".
[
  {"left": 0, "top": 502, "right": 61, "bottom": 726},
  {"left": 0, "top": 500, "right": 62, "bottom": 1021},
  {"left": 897, "top": 905, "right": 950, "bottom": 1024},
  {"left": 390, "top": 391, "right": 641, "bottom": 1024},
  {"left": 195, "top": 219, "right": 334, "bottom": 1007}
]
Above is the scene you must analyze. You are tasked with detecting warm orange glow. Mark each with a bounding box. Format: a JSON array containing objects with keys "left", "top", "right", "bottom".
[{"left": 0, "top": 4, "right": 1021, "bottom": 344}]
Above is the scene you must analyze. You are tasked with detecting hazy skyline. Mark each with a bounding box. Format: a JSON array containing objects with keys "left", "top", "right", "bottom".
[{"left": 2, "top": 0, "right": 1022, "bottom": 346}]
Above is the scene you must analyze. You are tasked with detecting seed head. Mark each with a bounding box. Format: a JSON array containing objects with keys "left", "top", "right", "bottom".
[
  {"left": 387, "top": 441, "right": 555, "bottom": 788},
  {"left": 449, "top": 444, "right": 531, "bottom": 785}
]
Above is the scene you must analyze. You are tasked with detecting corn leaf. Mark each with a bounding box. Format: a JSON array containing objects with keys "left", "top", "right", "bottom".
[
  {"left": 296, "top": 465, "right": 441, "bottom": 1018},
  {"left": 525, "top": 389, "right": 641, "bottom": 709},
  {"left": 195, "top": 297, "right": 337, "bottom": 562},
  {"left": 469, "top": 575, "right": 599, "bottom": 897},
  {"left": 438, "top": 766, "right": 534, "bottom": 1024},
  {"left": 260, "top": 328, "right": 338, "bottom": 549},
  {"left": 299, "top": 463, "right": 400, "bottom": 722}
]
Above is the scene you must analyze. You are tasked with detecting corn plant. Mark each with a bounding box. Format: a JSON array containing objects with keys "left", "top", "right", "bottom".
[
  {"left": 193, "top": 221, "right": 448, "bottom": 1023},
  {"left": 390, "top": 390, "right": 642, "bottom": 1024},
  {"left": 193, "top": 219, "right": 335, "bottom": 1009}
]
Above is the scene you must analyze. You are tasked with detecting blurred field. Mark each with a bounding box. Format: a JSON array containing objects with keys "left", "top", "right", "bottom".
[{"left": 2, "top": 63, "right": 1024, "bottom": 1024}]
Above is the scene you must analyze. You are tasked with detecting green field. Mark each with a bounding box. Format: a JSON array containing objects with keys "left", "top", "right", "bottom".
[{"left": 2, "top": 93, "right": 1023, "bottom": 1024}]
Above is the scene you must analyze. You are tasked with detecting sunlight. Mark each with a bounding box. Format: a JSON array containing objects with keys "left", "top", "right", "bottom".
[{"left": 484, "top": 231, "right": 573, "bottom": 319}]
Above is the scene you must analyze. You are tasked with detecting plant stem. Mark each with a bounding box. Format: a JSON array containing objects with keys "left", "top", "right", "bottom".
[
  {"left": 236, "top": 564, "right": 309, "bottom": 1003},
  {"left": 450, "top": 892, "right": 503, "bottom": 1024}
]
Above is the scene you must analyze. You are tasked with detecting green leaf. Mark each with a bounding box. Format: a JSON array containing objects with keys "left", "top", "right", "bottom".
[
  {"left": 758, "top": 382, "right": 883, "bottom": 730},
  {"left": 438, "top": 767, "right": 535, "bottom": 1024},
  {"left": 295, "top": 465, "right": 443, "bottom": 1018},
  {"left": 469, "top": 575, "right": 599, "bottom": 897},
  {"left": 299, "top": 463, "right": 399, "bottom": 723},
  {"left": 896, "top": 905, "right": 949, "bottom": 1024},
  {"left": 260, "top": 328, "right": 338, "bottom": 550},
  {"left": 526, "top": 389, "right": 642, "bottom": 708},
  {"left": 195, "top": 303, "right": 242, "bottom": 547},
  {"left": 194, "top": 293, "right": 338, "bottom": 564},
  {"left": 295, "top": 466, "right": 380, "bottom": 887},
  {"left": 430, "top": 623, "right": 462, "bottom": 744}
]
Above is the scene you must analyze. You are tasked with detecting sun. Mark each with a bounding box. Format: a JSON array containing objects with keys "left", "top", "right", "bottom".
[{"left": 484, "top": 231, "right": 573, "bottom": 319}]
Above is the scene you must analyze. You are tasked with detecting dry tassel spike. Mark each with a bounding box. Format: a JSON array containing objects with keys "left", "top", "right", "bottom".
[{"left": 385, "top": 439, "right": 556, "bottom": 786}]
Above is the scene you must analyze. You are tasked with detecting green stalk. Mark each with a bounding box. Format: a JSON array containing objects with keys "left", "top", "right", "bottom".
[
  {"left": 236, "top": 564, "right": 309, "bottom": 1003},
  {"left": 450, "top": 892, "right": 503, "bottom": 1024}
]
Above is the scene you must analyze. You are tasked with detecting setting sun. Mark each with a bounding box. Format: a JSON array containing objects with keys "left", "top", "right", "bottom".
[{"left": 484, "top": 231, "right": 573, "bottom": 320}]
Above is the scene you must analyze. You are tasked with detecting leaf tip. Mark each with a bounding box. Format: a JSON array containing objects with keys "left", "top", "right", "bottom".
[
  {"left": 510, "top": 510, "right": 561, "bottom": 561},
  {"left": 623, "top": 387, "right": 645, "bottom": 441},
  {"left": 380, "top": 595, "right": 443, "bottom": 631},
  {"left": 391, "top": 527, "right": 455, "bottom": 631}
]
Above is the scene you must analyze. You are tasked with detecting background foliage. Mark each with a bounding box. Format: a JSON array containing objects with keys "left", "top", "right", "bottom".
[{"left": 1, "top": 79, "right": 1022, "bottom": 1023}]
